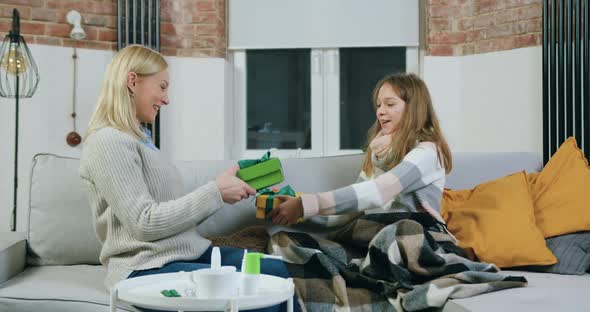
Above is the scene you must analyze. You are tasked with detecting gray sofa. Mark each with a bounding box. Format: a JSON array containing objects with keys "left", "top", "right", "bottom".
[{"left": 0, "top": 152, "right": 588, "bottom": 312}]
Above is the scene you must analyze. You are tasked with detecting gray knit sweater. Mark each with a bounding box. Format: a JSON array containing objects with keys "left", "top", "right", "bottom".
[{"left": 79, "top": 127, "right": 223, "bottom": 289}]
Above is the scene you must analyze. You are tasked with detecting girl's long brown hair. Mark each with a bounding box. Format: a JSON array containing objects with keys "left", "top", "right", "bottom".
[{"left": 362, "top": 73, "right": 452, "bottom": 176}]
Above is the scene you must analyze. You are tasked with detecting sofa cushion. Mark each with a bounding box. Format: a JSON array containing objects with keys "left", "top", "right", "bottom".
[
  {"left": 27, "top": 154, "right": 102, "bottom": 265},
  {"left": 0, "top": 232, "right": 26, "bottom": 285},
  {"left": 528, "top": 137, "right": 590, "bottom": 238},
  {"left": 0, "top": 265, "right": 132, "bottom": 312},
  {"left": 442, "top": 171, "right": 557, "bottom": 268},
  {"left": 541, "top": 232, "right": 590, "bottom": 275},
  {"left": 450, "top": 271, "right": 590, "bottom": 312},
  {"left": 445, "top": 152, "right": 542, "bottom": 190}
]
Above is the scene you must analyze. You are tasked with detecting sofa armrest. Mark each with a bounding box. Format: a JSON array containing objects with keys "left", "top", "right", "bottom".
[{"left": 0, "top": 232, "right": 27, "bottom": 285}]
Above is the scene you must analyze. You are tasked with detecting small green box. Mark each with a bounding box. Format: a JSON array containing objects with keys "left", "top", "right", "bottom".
[{"left": 237, "top": 158, "right": 284, "bottom": 190}]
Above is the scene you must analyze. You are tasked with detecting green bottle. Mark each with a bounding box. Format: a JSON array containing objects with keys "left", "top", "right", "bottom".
[{"left": 240, "top": 252, "right": 263, "bottom": 295}]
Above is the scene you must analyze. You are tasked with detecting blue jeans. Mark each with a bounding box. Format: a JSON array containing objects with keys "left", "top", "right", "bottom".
[{"left": 127, "top": 246, "right": 300, "bottom": 312}]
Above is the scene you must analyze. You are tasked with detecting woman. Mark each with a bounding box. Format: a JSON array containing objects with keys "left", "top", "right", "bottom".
[
  {"left": 80, "top": 45, "right": 297, "bottom": 312},
  {"left": 269, "top": 73, "right": 452, "bottom": 226}
]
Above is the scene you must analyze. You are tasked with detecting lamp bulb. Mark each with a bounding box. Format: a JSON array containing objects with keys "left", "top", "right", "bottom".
[{"left": 1, "top": 46, "right": 28, "bottom": 75}]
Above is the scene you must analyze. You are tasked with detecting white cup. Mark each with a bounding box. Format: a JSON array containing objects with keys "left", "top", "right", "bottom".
[{"left": 190, "top": 266, "right": 239, "bottom": 299}]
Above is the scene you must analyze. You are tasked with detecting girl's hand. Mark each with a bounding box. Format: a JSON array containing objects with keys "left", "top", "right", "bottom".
[
  {"left": 215, "top": 165, "right": 256, "bottom": 204},
  {"left": 268, "top": 195, "right": 303, "bottom": 225}
]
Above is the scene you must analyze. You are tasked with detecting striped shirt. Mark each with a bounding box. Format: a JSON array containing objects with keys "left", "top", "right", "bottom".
[{"left": 301, "top": 142, "right": 446, "bottom": 224}]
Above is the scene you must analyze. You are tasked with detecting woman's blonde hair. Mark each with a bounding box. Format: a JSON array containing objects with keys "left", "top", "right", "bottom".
[
  {"left": 362, "top": 73, "right": 452, "bottom": 176},
  {"left": 85, "top": 44, "right": 167, "bottom": 140}
]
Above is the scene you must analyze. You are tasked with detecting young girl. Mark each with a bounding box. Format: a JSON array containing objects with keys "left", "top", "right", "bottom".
[
  {"left": 80, "top": 45, "right": 297, "bottom": 312},
  {"left": 268, "top": 73, "right": 452, "bottom": 225}
]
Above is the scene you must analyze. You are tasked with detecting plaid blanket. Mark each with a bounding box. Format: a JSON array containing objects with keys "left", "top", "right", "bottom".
[{"left": 268, "top": 213, "right": 527, "bottom": 311}]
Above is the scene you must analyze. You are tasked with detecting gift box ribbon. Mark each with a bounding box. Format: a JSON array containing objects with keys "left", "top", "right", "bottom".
[
  {"left": 238, "top": 151, "right": 271, "bottom": 169},
  {"left": 258, "top": 185, "right": 296, "bottom": 217}
]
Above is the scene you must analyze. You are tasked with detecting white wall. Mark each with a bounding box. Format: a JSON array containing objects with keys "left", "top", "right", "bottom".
[
  {"left": 460, "top": 47, "right": 542, "bottom": 153},
  {"left": 159, "top": 56, "right": 231, "bottom": 160},
  {"left": 0, "top": 45, "right": 112, "bottom": 232},
  {"left": 0, "top": 44, "right": 229, "bottom": 232},
  {"left": 423, "top": 56, "right": 463, "bottom": 151},
  {"left": 424, "top": 46, "right": 543, "bottom": 153}
]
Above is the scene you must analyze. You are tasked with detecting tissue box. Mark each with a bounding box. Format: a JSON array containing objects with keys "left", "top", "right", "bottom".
[{"left": 237, "top": 158, "right": 284, "bottom": 190}]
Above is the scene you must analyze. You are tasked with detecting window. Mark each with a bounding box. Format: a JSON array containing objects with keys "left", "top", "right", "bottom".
[
  {"left": 246, "top": 49, "right": 311, "bottom": 150},
  {"left": 228, "top": 0, "right": 421, "bottom": 158},
  {"left": 232, "top": 47, "right": 419, "bottom": 158},
  {"left": 339, "top": 47, "right": 407, "bottom": 150}
]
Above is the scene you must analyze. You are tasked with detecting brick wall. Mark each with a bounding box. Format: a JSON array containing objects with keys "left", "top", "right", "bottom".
[
  {"left": 0, "top": 0, "right": 118, "bottom": 51},
  {"left": 428, "top": 0, "right": 542, "bottom": 56},
  {"left": 0, "top": 0, "right": 225, "bottom": 57},
  {"left": 1, "top": 0, "right": 540, "bottom": 58},
  {"left": 160, "top": 0, "right": 225, "bottom": 57}
]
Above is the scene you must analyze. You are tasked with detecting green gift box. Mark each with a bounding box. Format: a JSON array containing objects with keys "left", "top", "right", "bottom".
[{"left": 237, "top": 152, "right": 284, "bottom": 190}]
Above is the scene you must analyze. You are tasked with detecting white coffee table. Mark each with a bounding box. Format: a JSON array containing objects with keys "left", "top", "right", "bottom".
[{"left": 110, "top": 271, "right": 295, "bottom": 312}]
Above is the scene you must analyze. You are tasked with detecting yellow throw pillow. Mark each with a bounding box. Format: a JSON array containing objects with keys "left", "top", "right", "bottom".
[
  {"left": 442, "top": 172, "right": 557, "bottom": 268},
  {"left": 529, "top": 137, "right": 590, "bottom": 238}
]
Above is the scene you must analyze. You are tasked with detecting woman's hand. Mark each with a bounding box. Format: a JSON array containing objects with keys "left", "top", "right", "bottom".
[
  {"left": 268, "top": 195, "right": 303, "bottom": 225},
  {"left": 215, "top": 165, "right": 256, "bottom": 204}
]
